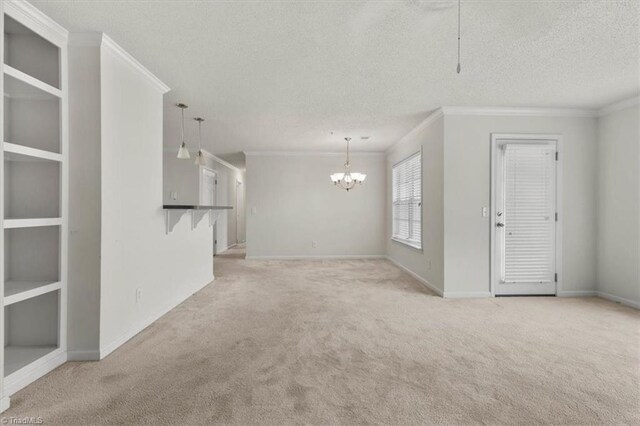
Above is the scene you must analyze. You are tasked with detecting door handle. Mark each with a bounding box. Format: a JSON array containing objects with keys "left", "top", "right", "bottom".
[{"left": 496, "top": 222, "right": 505, "bottom": 228}]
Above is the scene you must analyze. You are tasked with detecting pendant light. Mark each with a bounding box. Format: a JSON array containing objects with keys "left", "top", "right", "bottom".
[
  {"left": 330, "top": 137, "right": 366, "bottom": 191},
  {"left": 194, "top": 117, "right": 206, "bottom": 166},
  {"left": 176, "top": 103, "right": 190, "bottom": 159}
]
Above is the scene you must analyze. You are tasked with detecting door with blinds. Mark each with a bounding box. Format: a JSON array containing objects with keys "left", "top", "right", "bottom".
[{"left": 493, "top": 138, "right": 558, "bottom": 296}]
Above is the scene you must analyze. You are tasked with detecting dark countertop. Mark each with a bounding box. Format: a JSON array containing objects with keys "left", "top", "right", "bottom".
[{"left": 163, "top": 205, "right": 233, "bottom": 210}]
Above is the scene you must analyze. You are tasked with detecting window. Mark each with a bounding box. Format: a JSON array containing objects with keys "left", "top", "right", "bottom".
[{"left": 392, "top": 151, "right": 422, "bottom": 249}]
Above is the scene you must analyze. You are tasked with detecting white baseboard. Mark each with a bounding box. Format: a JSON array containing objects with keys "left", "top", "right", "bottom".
[
  {"left": 4, "top": 350, "right": 67, "bottom": 396},
  {"left": 384, "top": 256, "right": 444, "bottom": 296},
  {"left": 557, "top": 290, "right": 597, "bottom": 297},
  {"left": 217, "top": 244, "right": 236, "bottom": 254},
  {"left": 0, "top": 396, "right": 9, "bottom": 413},
  {"left": 442, "top": 291, "right": 492, "bottom": 299},
  {"left": 67, "top": 350, "right": 100, "bottom": 361},
  {"left": 596, "top": 291, "right": 639, "bottom": 309},
  {"left": 245, "top": 255, "right": 386, "bottom": 260},
  {"left": 99, "top": 276, "right": 214, "bottom": 359}
]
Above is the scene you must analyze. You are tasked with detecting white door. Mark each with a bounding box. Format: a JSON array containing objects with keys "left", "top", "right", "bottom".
[
  {"left": 199, "top": 168, "right": 216, "bottom": 206},
  {"left": 492, "top": 136, "right": 559, "bottom": 296},
  {"left": 236, "top": 180, "right": 245, "bottom": 243}
]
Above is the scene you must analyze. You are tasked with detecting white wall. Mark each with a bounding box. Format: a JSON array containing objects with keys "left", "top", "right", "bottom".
[
  {"left": 98, "top": 42, "right": 214, "bottom": 356},
  {"left": 245, "top": 153, "right": 386, "bottom": 258},
  {"left": 67, "top": 35, "right": 214, "bottom": 359},
  {"left": 386, "top": 114, "right": 444, "bottom": 294},
  {"left": 596, "top": 102, "right": 640, "bottom": 307},
  {"left": 443, "top": 113, "right": 598, "bottom": 296}
]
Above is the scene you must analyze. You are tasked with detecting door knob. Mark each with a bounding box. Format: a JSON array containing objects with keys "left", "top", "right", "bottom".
[{"left": 496, "top": 222, "right": 505, "bottom": 227}]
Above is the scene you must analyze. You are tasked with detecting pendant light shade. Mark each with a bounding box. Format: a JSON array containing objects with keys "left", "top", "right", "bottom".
[
  {"left": 177, "top": 142, "right": 190, "bottom": 159},
  {"left": 176, "top": 103, "right": 190, "bottom": 159},
  {"left": 194, "top": 150, "right": 206, "bottom": 166},
  {"left": 194, "top": 117, "right": 206, "bottom": 166}
]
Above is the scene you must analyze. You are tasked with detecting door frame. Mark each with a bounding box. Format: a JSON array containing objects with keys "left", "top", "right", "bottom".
[
  {"left": 490, "top": 133, "right": 563, "bottom": 297},
  {"left": 235, "top": 179, "right": 243, "bottom": 244},
  {"left": 199, "top": 166, "right": 217, "bottom": 206}
]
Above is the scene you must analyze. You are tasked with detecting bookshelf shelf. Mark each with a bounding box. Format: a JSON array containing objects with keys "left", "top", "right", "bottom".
[{"left": 1, "top": 0, "right": 68, "bottom": 405}]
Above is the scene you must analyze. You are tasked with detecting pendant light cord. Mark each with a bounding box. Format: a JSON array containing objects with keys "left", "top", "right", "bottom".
[
  {"left": 181, "top": 107, "right": 185, "bottom": 144},
  {"left": 198, "top": 120, "right": 202, "bottom": 152},
  {"left": 457, "top": 0, "right": 461, "bottom": 74},
  {"left": 345, "top": 137, "right": 351, "bottom": 168}
]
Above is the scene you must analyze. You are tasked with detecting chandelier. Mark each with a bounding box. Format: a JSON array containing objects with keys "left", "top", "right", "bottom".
[{"left": 330, "top": 137, "right": 366, "bottom": 191}]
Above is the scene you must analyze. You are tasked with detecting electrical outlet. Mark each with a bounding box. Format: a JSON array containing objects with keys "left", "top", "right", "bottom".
[
  {"left": 251, "top": 207, "right": 257, "bottom": 215},
  {"left": 482, "top": 207, "right": 488, "bottom": 217},
  {"left": 170, "top": 191, "right": 178, "bottom": 200},
  {"left": 136, "top": 288, "right": 142, "bottom": 303},
  {"left": 311, "top": 241, "right": 317, "bottom": 248}
]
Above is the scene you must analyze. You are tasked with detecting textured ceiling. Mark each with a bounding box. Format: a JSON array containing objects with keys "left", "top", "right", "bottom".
[{"left": 31, "top": 0, "right": 639, "bottom": 167}]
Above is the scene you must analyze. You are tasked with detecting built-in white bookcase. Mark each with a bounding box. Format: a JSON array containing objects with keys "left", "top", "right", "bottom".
[{"left": 0, "top": 0, "right": 68, "bottom": 405}]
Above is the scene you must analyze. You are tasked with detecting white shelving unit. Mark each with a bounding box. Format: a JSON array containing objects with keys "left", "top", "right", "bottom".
[{"left": 0, "top": 0, "right": 68, "bottom": 404}]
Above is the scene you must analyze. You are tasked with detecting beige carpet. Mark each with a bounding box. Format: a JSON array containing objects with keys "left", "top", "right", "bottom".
[{"left": 4, "top": 252, "right": 640, "bottom": 425}]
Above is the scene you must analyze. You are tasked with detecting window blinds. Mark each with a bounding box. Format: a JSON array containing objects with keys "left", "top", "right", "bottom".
[
  {"left": 503, "top": 144, "right": 556, "bottom": 283},
  {"left": 392, "top": 152, "right": 421, "bottom": 248}
]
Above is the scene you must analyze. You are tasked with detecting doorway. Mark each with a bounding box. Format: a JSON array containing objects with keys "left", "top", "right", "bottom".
[
  {"left": 236, "top": 179, "right": 245, "bottom": 244},
  {"left": 199, "top": 167, "right": 217, "bottom": 255},
  {"left": 491, "top": 134, "right": 561, "bottom": 296}
]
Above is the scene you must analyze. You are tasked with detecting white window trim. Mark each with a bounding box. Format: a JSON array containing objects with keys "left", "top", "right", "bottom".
[
  {"left": 391, "top": 236, "right": 422, "bottom": 250},
  {"left": 391, "top": 150, "right": 422, "bottom": 251}
]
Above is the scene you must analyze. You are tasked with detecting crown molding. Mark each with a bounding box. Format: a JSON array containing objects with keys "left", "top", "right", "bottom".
[
  {"left": 201, "top": 150, "right": 243, "bottom": 173},
  {"left": 386, "top": 108, "right": 444, "bottom": 154},
  {"left": 69, "top": 32, "right": 170, "bottom": 93},
  {"left": 440, "top": 106, "right": 596, "bottom": 118},
  {"left": 101, "top": 34, "right": 170, "bottom": 94},
  {"left": 4, "top": 0, "right": 68, "bottom": 47},
  {"left": 386, "top": 105, "right": 599, "bottom": 154},
  {"left": 162, "top": 147, "right": 244, "bottom": 172},
  {"left": 243, "top": 151, "right": 385, "bottom": 158},
  {"left": 597, "top": 96, "right": 639, "bottom": 117}
]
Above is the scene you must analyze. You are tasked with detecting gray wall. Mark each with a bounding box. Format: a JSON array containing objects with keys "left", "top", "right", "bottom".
[
  {"left": 385, "top": 111, "right": 599, "bottom": 297},
  {"left": 245, "top": 153, "right": 386, "bottom": 258},
  {"left": 67, "top": 42, "right": 101, "bottom": 356},
  {"left": 443, "top": 114, "right": 598, "bottom": 296},
  {"left": 386, "top": 115, "right": 444, "bottom": 294},
  {"left": 596, "top": 104, "right": 639, "bottom": 306}
]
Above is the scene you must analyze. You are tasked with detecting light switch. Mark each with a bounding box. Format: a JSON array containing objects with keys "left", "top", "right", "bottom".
[
  {"left": 482, "top": 207, "right": 488, "bottom": 217},
  {"left": 251, "top": 207, "right": 257, "bottom": 215}
]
